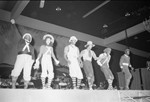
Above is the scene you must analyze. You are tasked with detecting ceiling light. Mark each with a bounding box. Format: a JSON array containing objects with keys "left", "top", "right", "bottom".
[
  {"left": 103, "top": 24, "right": 108, "bottom": 28},
  {"left": 10, "top": 19, "right": 15, "bottom": 24},
  {"left": 134, "top": 36, "right": 138, "bottom": 39},
  {"left": 125, "top": 12, "right": 130, "bottom": 17},
  {"left": 56, "top": 7, "right": 61, "bottom": 11},
  {"left": 40, "top": 0, "right": 45, "bottom": 8}
]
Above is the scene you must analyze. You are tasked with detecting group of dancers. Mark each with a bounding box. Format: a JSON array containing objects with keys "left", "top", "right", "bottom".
[{"left": 11, "top": 33, "right": 134, "bottom": 90}]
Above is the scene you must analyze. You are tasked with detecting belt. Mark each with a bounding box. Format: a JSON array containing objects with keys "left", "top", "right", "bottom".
[
  {"left": 122, "top": 63, "right": 129, "bottom": 66},
  {"left": 18, "top": 51, "right": 31, "bottom": 55},
  {"left": 83, "top": 59, "right": 92, "bottom": 62}
]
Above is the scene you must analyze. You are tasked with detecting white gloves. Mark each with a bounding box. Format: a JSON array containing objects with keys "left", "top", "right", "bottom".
[
  {"left": 55, "top": 60, "right": 60, "bottom": 65},
  {"left": 97, "top": 60, "right": 102, "bottom": 66},
  {"left": 120, "top": 66, "right": 123, "bottom": 69},
  {"left": 34, "top": 60, "right": 40, "bottom": 69}
]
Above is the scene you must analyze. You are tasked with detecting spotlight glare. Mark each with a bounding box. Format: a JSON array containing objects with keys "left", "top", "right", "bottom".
[
  {"left": 10, "top": 19, "right": 15, "bottom": 24},
  {"left": 40, "top": 0, "right": 45, "bottom": 8},
  {"left": 56, "top": 7, "right": 61, "bottom": 11}
]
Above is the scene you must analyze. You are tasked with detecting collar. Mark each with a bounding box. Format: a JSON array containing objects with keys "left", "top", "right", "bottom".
[{"left": 124, "top": 54, "right": 129, "bottom": 57}]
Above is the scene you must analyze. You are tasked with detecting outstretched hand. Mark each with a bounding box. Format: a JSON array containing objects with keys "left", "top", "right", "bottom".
[
  {"left": 55, "top": 60, "right": 60, "bottom": 66},
  {"left": 131, "top": 66, "right": 135, "bottom": 72},
  {"left": 79, "top": 61, "right": 83, "bottom": 68},
  {"left": 33, "top": 60, "right": 40, "bottom": 69}
]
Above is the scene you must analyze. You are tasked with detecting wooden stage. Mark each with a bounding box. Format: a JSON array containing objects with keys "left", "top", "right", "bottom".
[{"left": 0, "top": 89, "right": 150, "bottom": 102}]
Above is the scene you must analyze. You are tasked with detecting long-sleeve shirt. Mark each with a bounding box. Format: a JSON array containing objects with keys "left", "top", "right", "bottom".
[
  {"left": 17, "top": 39, "right": 35, "bottom": 60},
  {"left": 119, "top": 54, "right": 131, "bottom": 68},
  {"left": 80, "top": 49, "right": 97, "bottom": 62},
  {"left": 97, "top": 53, "right": 111, "bottom": 67}
]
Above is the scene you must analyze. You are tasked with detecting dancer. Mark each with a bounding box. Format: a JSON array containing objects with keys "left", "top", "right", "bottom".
[
  {"left": 34, "top": 34, "right": 59, "bottom": 89},
  {"left": 64, "top": 36, "right": 83, "bottom": 89},
  {"left": 97, "top": 48, "right": 114, "bottom": 90},
  {"left": 119, "top": 49, "right": 133, "bottom": 90},
  {"left": 11, "top": 33, "right": 35, "bottom": 89},
  {"left": 80, "top": 41, "right": 98, "bottom": 90}
]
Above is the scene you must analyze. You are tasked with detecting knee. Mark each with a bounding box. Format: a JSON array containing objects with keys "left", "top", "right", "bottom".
[
  {"left": 126, "top": 74, "right": 132, "bottom": 80},
  {"left": 111, "top": 77, "right": 114, "bottom": 80},
  {"left": 24, "top": 76, "right": 31, "bottom": 82},
  {"left": 128, "top": 74, "right": 132, "bottom": 80},
  {"left": 109, "top": 75, "right": 114, "bottom": 80}
]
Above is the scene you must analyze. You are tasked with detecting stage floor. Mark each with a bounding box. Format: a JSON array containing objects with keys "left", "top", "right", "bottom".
[{"left": 0, "top": 89, "right": 150, "bottom": 102}]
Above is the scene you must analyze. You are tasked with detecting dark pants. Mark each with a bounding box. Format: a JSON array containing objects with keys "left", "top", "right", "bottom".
[
  {"left": 122, "top": 65, "right": 132, "bottom": 88},
  {"left": 101, "top": 65, "right": 114, "bottom": 80},
  {"left": 83, "top": 60, "right": 94, "bottom": 85}
]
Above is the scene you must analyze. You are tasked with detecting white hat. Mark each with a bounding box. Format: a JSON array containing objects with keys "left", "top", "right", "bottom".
[
  {"left": 69, "top": 36, "right": 78, "bottom": 43},
  {"left": 43, "top": 34, "right": 54, "bottom": 43},
  {"left": 22, "top": 33, "right": 32, "bottom": 42},
  {"left": 84, "top": 41, "right": 95, "bottom": 47}
]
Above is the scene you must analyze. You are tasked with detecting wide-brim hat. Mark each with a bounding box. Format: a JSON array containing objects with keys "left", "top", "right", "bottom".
[
  {"left": 84, "top": 41, "right": 95, "bottom": 47},
  {"left": 43, "top": 34, "right": 54, "bottom": 43},
  {"left": 22, "top": 33, "right": 32, "bottom": 42},
  {"left": 69, "top": 36, "right": 78, "bottom": 43},
  {"left": 104, "top": 48, "right": 111, "bottom": 53}
]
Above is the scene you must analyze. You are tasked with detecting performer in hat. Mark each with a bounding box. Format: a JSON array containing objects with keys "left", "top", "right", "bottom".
[
  {"left": 97, "top": 48, "right": 114, "bottom": 90},
  {"left": 80, "top": 41, "right": 98, "bottom": 90},
  {"left": 34, "top": 34, "right": 59, "bottom": 89},
  {"left": 11, "top": 33, "right": 35, "bottom": 89},
  {"left": 119, "top": 49, "right": 134, "bottom": 90},
  {"left": 64, "top": 36, "right": 83, "bottom": 89}
]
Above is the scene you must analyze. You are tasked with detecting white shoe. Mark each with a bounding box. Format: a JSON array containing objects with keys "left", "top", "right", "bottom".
[
  {"left": 125, "top": 87, "right": 129, "bottom": 90},
  {"left": 89, "top": 87, "right": 93, "bottom": 90},
  {"left": 73, "top": 87, "right": 78, "bottom": 90},
  {"left": 107, "top": 86, "right": 114, "bottom": 90},
  {"left": 47, "top": 87, "right": 53, "bottom": 90},
  {"left": 42, "top": 86, "right": 46, "bottom": 89}
]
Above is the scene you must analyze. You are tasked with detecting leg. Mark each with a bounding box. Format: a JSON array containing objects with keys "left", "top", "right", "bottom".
[
  {"left": 23, "top": 55, "right": 33, "bottom": 89},
  {"left": 76, "top": 78, "right": 82, "bottom": 89},
  {"left": 107, "top": 70, "right": 114, "bottom": 90},
  {"left": 41, "top": 57, "right": 48, "bottom": 89},
  {"left": 12, "top": 76, "right": 18, "bottom": 89},
  {"left": 41, "top": 77, "right": 46, "bottom": 89},
  {"left": 107, "top": 79, "right": 113, "bottom": 90},
  {"left": 88, "top": 68, "right": 95, "bottom": 90},
  {"left": 47, "top": 60, "right": 54, "bottom": 89},
  {"left": 87, "top": 77, "right": 92, "bottom": 90},
  {"left": 72, "top": 77, "right": 77, "bottom": 89},
  {"left": 83, "top": 61, "right": 94, "bottom": 90},
  {"left": 47, "top": 78, "right": 53, "bottom": 89},
  {"left": 11, "top": 55, "right": 25, "bottom": 89},
  {"left": 101, "top": 66, "right": 114, "bottom": 90},
  {"left": 123, "top": 67, "right": 132, "bottom": 90},
  {"left": 88, "top": 75, "right": 95, "bottom": 90},
  {"left": 24, "top": 80, "right": 29, "bottom": 89},
  {"left": 32, "top": 69, "right": 38, "bottom": 80}
]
